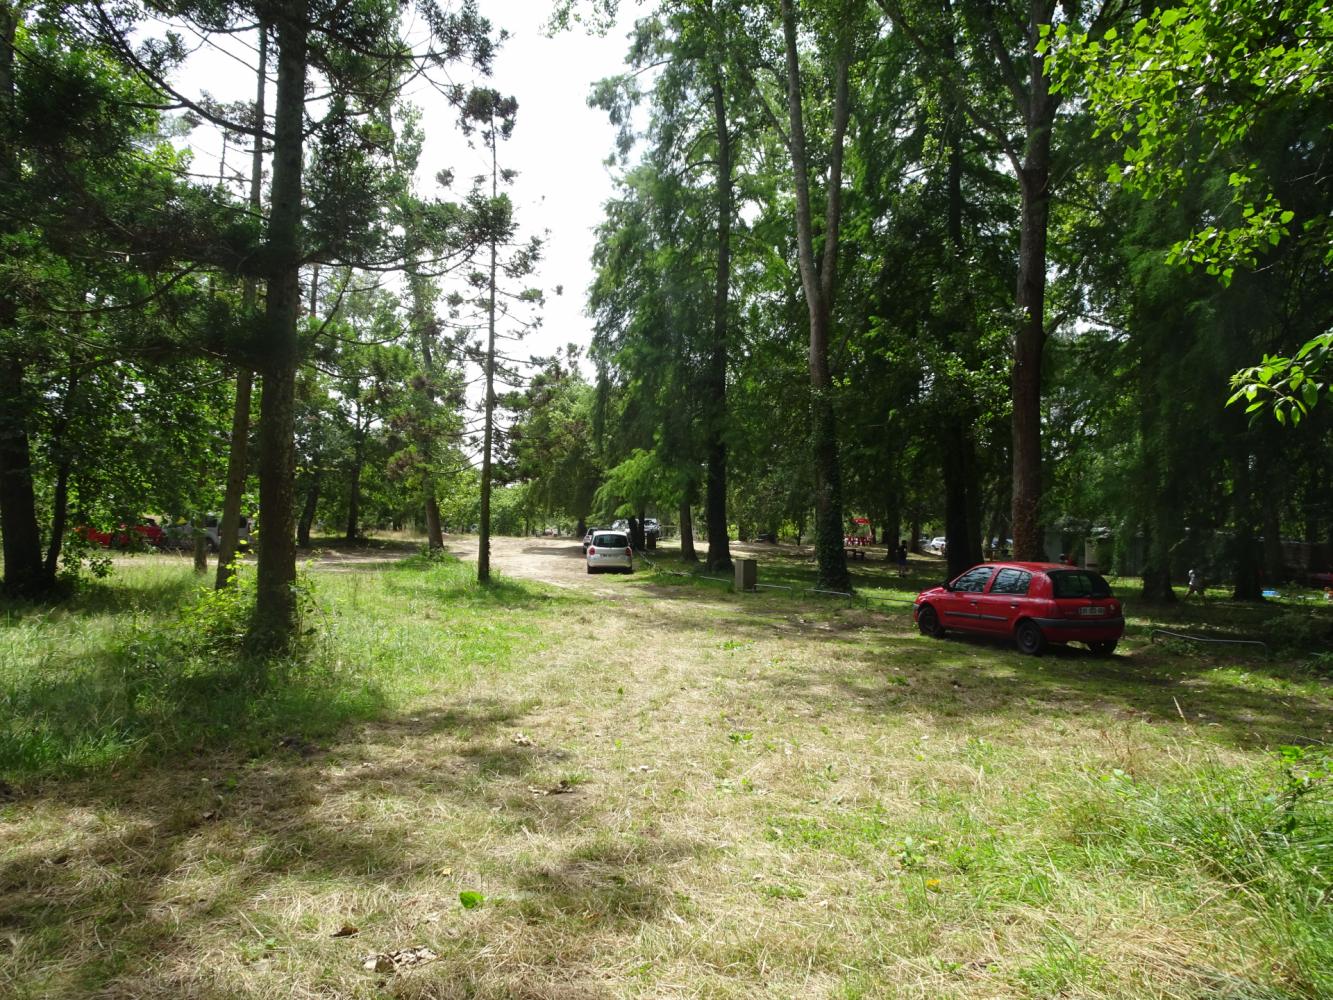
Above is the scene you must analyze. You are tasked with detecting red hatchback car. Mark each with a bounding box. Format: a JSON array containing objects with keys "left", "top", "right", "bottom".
[{"left": 913, "top": 562, "right": 1124, "bottom": 656}]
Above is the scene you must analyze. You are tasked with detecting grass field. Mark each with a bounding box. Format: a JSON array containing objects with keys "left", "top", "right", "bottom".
[{"left": 2, "top": 542, "right": 1331, "bottom": 998}]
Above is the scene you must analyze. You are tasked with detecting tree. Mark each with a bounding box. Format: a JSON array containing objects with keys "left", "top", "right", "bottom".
[
  {"left": 1053, "top": 0, "right": 1333, "bottom": 422},
  {"left": 77, "top": 0, "right": 499, "bottom": 646}
]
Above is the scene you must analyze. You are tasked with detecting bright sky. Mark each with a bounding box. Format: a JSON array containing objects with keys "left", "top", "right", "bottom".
[
  {"left": 422, "top": 1, "right": 634, "bottom": 364},
  {"left": 172, "top": 0, "right": 636, "bottom": 368}
]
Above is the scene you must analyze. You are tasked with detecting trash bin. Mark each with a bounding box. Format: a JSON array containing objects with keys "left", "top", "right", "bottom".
[
  {"left": 735, "top": 557, "right": 757, "bottom": 592},
  {"left": 647, "top": 533, "right": 657, "bottom": 550}
]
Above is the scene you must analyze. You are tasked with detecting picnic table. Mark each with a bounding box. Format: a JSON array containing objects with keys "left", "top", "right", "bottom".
[{"left": 844, "top": 535, "right": 871, "bottom": 560}]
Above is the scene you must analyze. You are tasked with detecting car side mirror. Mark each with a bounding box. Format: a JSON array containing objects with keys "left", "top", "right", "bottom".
[{"left": 942, "top": 581, "right": 953, "bottom": 591}]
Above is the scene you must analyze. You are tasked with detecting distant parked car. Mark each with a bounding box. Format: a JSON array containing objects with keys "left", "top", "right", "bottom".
[
  {"left": 165, "top": 515, "right": 251, "bottom": 552},
  {"left": 643, "top": 517, "right": 661, "bottom": 540},
  {"left": 913, "top": 562, "right": 1124, "bottom": 656},
  {"left": 586, "top": 530, "right": 633, "bottom": 574},
  {"left": 928, "top": 536, "right": 948, "bottom": 555},
  {"left": 76, "top": 518, "right": 165, "bottom": 549}
]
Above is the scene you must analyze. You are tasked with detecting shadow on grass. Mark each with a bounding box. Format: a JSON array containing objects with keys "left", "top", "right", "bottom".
[
  {"left": 0, "top": 694, "right": 711, "bottom": 997},
  {"left": 0, "top": 695, "right": 562, "bottom": 996},
  {"left": 624, "top": 576, "right": 1332, "bottom": 751},
  {"left": 0, "top": 570, "right": 200, "bottom": 625},
  {"left": 0, "top": 637, "right": 392, "bottom": 781}
]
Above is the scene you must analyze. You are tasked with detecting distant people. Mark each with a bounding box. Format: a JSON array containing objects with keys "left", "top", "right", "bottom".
[
  {"left": 896, "top": 540, "right": 908, "bottom": 576},
  {"left": 1186, "top": 568, "right": 1203, "bottom": 597}
]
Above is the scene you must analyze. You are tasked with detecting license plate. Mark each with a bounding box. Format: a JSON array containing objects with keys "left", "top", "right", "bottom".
[{"left": 1079, "top": 606, "right": 1106, "bottom": 616}]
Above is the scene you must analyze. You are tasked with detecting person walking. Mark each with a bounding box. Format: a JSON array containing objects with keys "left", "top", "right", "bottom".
[
  {"left": 1186, "top": 568, "right": 1204, "bottom": 598},
  {"left": 896, "top": 539, "right": 908, "bottom": 577}
]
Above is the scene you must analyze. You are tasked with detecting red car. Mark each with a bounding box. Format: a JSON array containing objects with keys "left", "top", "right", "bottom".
[
  {"left": 76, "top": 518, "right": 166, "bottom": 549},
  {"left": 913, "top": 562, "right": 1124, "bottom": 656}
]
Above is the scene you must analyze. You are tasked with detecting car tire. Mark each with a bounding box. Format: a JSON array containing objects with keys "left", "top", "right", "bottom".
[
  {"left": 1089, "top": 640, "right": 1118, "bottom": 656},
  {"left": 1016, "top": 620, "right": 1046, "bottom": 656},
  {"left": 586, "top": 565, "right": 594, "bottom": 574},
  {"left": 917, "top": 605, "right": 945, "bottom": 639}
]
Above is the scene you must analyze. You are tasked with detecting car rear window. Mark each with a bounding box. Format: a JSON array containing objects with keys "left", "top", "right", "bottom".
[
  {"left": 592, "top": 533, "right": 628, "bottom": 547},
  {"left": 989, "top": 568, "right": 1032, "bottom": 595},
  {"left": 1049, "top": 570, "right": 1111, "bottom": 599}
]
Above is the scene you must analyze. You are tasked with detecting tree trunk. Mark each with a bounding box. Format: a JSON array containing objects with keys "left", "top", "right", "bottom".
[
  {"left": 679, "top": 499, "right": 697, "bottom": 562},
  {"left": 0, "top": 357, "right": 45, "bottom": 596},
  {"left": 1231, "top": 448, "right": 1263, "bottom": 600},
  {"left": 345, "top": 422, "right": 364, "bottom": 544},
  {"left": 1009, "top": 6, "right": 1059, "bottom": 562},
  {"left": 217, "top": 23, "right": 266, "bottom": 589},
  {"left": 477, "top": 115, "right": 499, "bottom": 585},
  {"left": 1011, "top": 142, "right": 1052, "bottom": 562},
  {"left": 424, "top": 495, "right": 442, "bottom": 545},
  {"left": 780, "top": 0, "right": 851, "bottom": 593},
  {"left": 44, "top": 457, "right": 71, "bottom": 578},
  {"left": 215, "top": 368, "right": 253, "bottom": 584},
  {"left": 0, "top": 8, "right": 47, "bottom": 598},
  {"left": 942, "top": 423, "right": 982, "bottom": 577},
  {"left": 42, "top": 365, "right": 81, "bottom": 579},
  {"left": 297, "top": 469, "right": 320, "bottom": 548},
  {"left": 704, "top": 66, "right": 733, "bottom": 573},
  {"left": 193, "top": 530, "right": 209, "bottom": 575},
  {"left": 247, "top": 2, "right": 306, "bottom": 652}
]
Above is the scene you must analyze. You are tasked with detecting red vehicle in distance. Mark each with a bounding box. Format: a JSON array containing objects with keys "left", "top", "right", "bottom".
[
  {"left": 76, "top": 517, "right": 166, "bottom": 549},
  {"left": 913, "top": 562, "right": 1124, "bottom": 656}
]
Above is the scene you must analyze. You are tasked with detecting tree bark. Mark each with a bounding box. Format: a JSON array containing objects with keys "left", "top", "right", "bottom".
[
  {"left": 345, "top": 412, "right": 365, "bottom": 543},
  {"left": 704, "top": 65, "right": 733, "bottom": 573},
  {"left": 942, "top": 423, "right": 982, "bottom": 576},
  {"left": 0, "top": 357, "right": 44, "bottom": 596},
  {"left": 297, "top": 469, "right": 320, "bottom": 548},
  {"left": 780, "top": 0, "right": 851, "bottom": 593},
  {"left": 477, "top": 112, "right": 499, "bottom": 584},
  {"left": 680, "top": 499, "right": 697, "bottom": 562},
  {"left": 1231, "top": 448, "right": 1263, "bottom": 600},
  {"left": 248, "top": 1, "right": 306, "bottom": 651},
  {"left": 43, "top": 365, "right": 81, "bottom": 578},
  {"left": 1009, "top": 3, "right": 1059, "bottom": 562},
  {"left": 216, "top": 21, "right": 266, "bottom": 589},
  {"left": 0, "top": 5, "right": 47, "bottom": 597}
]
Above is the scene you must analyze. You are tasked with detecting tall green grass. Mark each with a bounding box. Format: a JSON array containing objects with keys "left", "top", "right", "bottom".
[{"left": 0, "top": 554, "right": 562, "bottom": 781}]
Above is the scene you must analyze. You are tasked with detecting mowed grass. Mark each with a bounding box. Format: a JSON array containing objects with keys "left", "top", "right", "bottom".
[{"left": 1, "top": 547, "right": 1331, "bottom": 999}]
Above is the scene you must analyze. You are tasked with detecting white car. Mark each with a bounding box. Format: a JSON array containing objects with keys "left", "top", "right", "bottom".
[
  {"left": 929, "top": 536, "right": 948, "bottom": 555},
  {"left": 166, "top": 515, "right": 251, "bottom": 552},
  {"left": 586, "top": 530, "right": 633, "bottom": 574}
]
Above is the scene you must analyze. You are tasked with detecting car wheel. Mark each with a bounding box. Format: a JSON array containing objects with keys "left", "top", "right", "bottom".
[
  {"left": 917, "top": 605, "right": 945, "bottom": 639},
  {"left": 1015, "top": 620, "right": 1046, "bottom": 656},
  {"left": 586, "top": 564, "right": 593, "bottom": 574},
  {"left": 1089, "top": 640, "right": 1118, "bottom": 657}
]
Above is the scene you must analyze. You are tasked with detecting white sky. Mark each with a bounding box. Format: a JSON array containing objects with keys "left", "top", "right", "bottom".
[{"left": 171, "top": 0, "right": 637, "bottom": 368}]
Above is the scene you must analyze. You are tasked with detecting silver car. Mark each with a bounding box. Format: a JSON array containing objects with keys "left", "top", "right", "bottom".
[{"left": 586, "top": 531, "right": 633, "bottom": 574}]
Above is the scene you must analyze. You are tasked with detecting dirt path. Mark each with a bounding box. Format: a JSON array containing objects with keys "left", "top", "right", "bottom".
[{"left": 444, "top": 534, "right": 647, "bottom": 593}]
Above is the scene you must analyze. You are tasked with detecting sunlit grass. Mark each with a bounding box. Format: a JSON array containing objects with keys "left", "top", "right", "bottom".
[{"left": 1, "top": 548, "right": 1329, "bottom": 998}]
